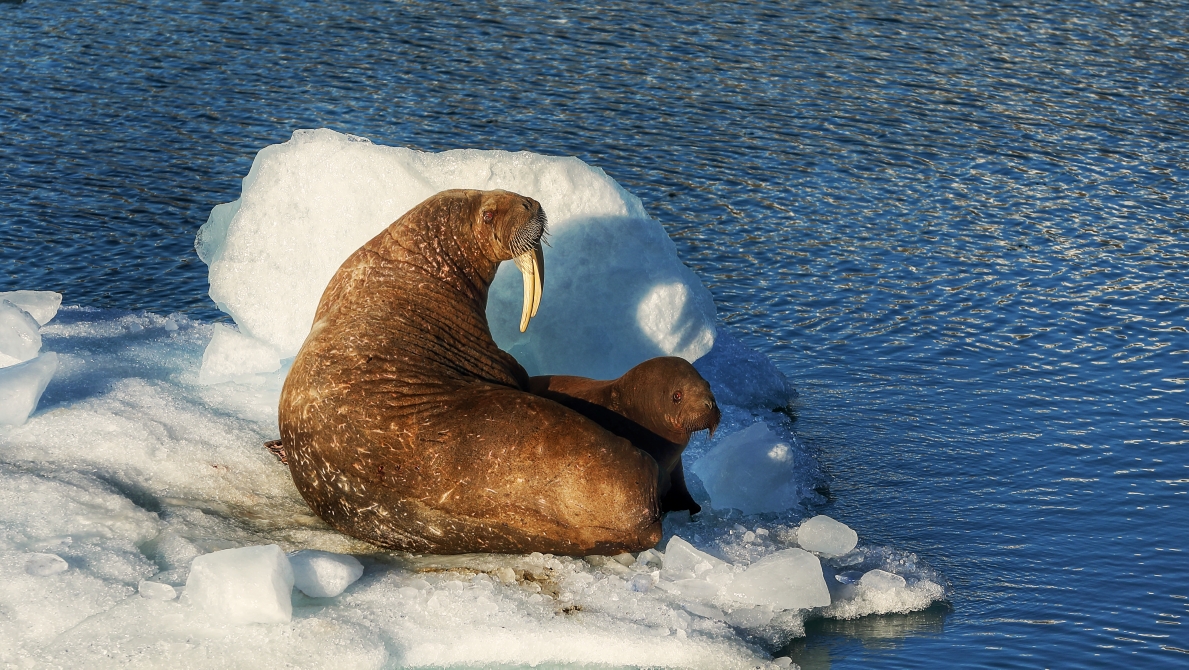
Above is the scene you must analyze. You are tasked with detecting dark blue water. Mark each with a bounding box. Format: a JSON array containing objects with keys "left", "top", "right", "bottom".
[{"left": 2, "top": 0, "right": 1187, "bottom": 666}]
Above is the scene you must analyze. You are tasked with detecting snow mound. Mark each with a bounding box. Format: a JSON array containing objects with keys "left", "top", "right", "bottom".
[
  {"left": 694, "top": 330, "right": 794, "bottom": 410},
  {"left": 197, "top": 128, "right": 716, "bottom": 381}
]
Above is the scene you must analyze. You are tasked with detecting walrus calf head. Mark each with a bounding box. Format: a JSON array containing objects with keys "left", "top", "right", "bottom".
[
  {"left": 615, "top": 356, "right": 721, "bottom": 445},
  {"left": 469, "top": 190, "right": 548, "bottom": 332}
]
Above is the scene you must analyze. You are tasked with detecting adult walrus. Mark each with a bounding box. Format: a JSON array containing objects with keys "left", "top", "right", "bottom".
[
  {"left": 528, "top": 357, "right": 720, "bottom": 516},
  {"left": 278, "top": 189, "right": 662, "bottom": 555}
]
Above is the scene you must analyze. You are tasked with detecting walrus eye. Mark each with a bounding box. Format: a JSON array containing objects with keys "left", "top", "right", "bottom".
[
  {"left": 672, "top": 390, "right": 683, "bottom": 403},
  {"left": 482, "top": 211, "right": 494, "bottom": 223}
]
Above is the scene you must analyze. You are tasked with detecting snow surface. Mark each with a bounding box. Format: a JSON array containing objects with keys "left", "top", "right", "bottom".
[
  {"left": 0, "top": 307, "right": 946, "bottom": 667},
  {"left": 197, "top": 128, "right": 717, "bottom": 381},
  {"left": 0, "top": 141, "right": 946, "bottom": 667}
]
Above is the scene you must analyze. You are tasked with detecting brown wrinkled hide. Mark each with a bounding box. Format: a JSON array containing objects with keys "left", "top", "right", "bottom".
[
  {"left": 278, "top": 189, "right": 662, "bottom": 555},
  {"left": 528, "top": 356, "right": 721, "bottom": 515}
]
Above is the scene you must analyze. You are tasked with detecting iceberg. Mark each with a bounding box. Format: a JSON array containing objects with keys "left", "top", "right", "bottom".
[{"left": 196, "top": 129, "right": 716, "bottom": 382}]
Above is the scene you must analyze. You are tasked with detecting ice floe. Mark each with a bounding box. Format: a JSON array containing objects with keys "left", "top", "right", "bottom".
[{"left": 0, "top": 137, "right": 947, "bottom": 667}]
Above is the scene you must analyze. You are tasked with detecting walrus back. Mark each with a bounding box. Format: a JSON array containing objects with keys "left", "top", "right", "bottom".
[{"left": 278, "top": 190, "right": 663, "bottom": 555}]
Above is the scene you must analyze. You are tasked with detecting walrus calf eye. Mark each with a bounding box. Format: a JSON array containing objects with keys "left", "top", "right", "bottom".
[{"left": 672, "top": 390, "right": 683, "bottom": 403}]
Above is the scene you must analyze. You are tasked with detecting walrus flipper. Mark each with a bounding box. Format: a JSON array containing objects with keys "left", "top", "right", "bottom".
[
  {"left": 661, "top": 461, "right": 701, "bottom": 516},
  {"left": 264, "top": 439, "right": 288, "bottom": 465}
]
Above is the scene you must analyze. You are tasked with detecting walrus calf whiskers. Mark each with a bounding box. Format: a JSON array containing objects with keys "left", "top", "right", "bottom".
[{"left": 278, "top": 189, "right": 662, "bottom": 555}]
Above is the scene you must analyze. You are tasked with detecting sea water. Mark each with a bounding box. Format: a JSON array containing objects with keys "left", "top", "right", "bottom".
[{"left": 2, "top": 0, "right": 1187, "bottom": 667}]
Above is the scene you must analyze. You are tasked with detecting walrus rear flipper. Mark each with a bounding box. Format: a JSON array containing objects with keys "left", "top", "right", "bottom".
[{"left": 264, "top": 439, "right": 288, "bottom": 465}]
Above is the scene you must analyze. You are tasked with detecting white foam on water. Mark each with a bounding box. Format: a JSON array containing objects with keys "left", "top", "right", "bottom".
[{"left": 0, "top": 144, "right": 946, "bottom": 666}]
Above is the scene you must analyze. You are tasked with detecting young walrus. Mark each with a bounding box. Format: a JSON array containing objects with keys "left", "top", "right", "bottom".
[{"left": 528, "top": 356, "right": 720, "bottom": 516}]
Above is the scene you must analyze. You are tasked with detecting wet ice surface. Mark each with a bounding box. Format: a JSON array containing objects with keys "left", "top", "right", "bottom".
[{"left": 0, "top": 307, "right": 946, "bottom": 667}]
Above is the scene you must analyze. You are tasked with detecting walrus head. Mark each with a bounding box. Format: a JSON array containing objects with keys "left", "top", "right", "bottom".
[
  {"left": 472, "top": 190, "right": 548, "bottom": 332},
  {"left": 615, "top": 357, "right": 721, "bottom": 444}
]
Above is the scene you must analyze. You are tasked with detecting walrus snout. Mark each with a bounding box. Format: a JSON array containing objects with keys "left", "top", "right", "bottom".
[{"left": 683, "top": 401, "right": 721, "bottom": 439}]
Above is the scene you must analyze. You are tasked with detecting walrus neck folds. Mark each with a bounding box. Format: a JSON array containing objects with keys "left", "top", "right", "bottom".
[{"left": 384, "top": 194, "right": 500, "bottom": 309}]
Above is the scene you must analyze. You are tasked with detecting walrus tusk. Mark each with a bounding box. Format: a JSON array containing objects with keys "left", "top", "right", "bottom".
[{"left": 514, "top": 243, "right": 545, "bottom": 332}]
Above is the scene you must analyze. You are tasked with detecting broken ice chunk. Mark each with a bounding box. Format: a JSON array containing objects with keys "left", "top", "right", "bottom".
[
  {"left": 185, "top": 545, "right": 294, "bottom": 624},
  {"left": 0, "top": 291, "right": 62, "bottom": 326},
  {"left": 673, "top": 579, "right": 721, "bottom": 602},
  {"left": 796, "top": 515, "right": 858, "bottom": 557},
  {"left": 0, "top": 352, "right": 59, "bottom": 426},
  {"left": 860, "top": 569, "right": 907, "bottom": 592},
  {"left": 662, "top": 535, "right": 727, "bottom": 575},
  {"left": 627, "top": 574, "right": 653, "bottom": 593},
  {"left": 289, "top": 550, "right": 364, "bottom": 598},
  {"left": 0, "top": 300, "right": 42, "bottom": 367},
  {"left": 725, "top": 548, "right": 830, "bottom": 611},
  {"left": 139, "top": 580, "right": 178, "bottom": 600},
  {"left": 724, "top": 604, "right": 776, "bottom": 628},
  {"left": 25, "top": 553, "right": 69, "bottom": 576},
  {"left": 683, "top": 602, "right": 726, "bottom": 620},
  {"left": 690, "top": 422, "right": 801, "bottom": 514}
]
